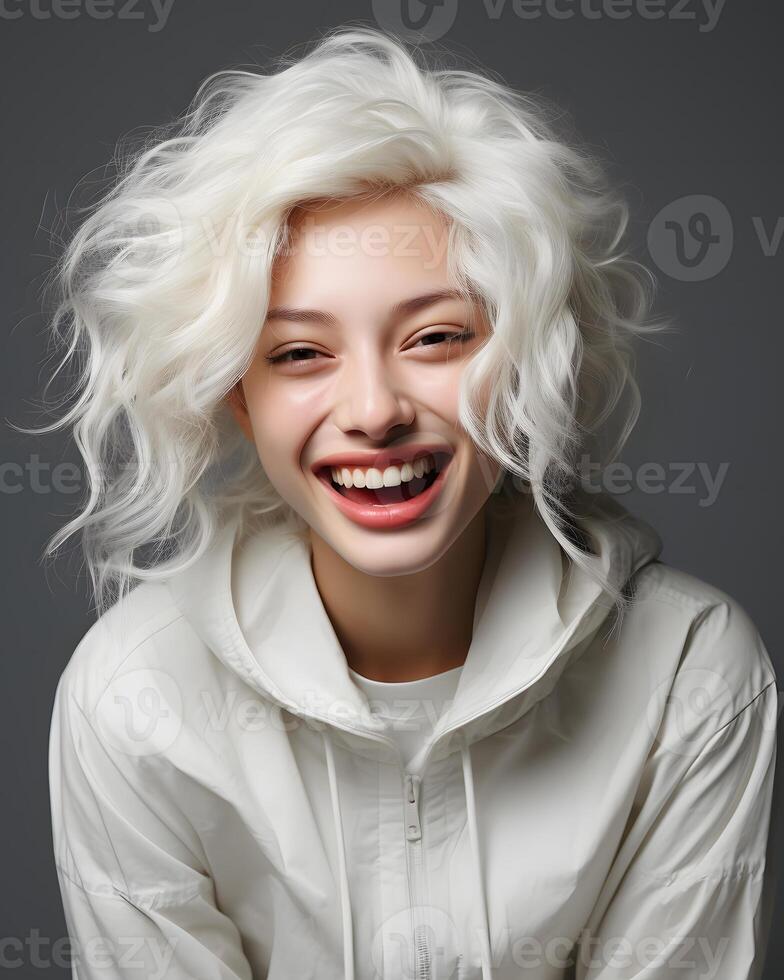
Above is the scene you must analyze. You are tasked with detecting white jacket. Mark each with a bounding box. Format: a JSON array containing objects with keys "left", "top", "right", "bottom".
[{"left": 49, "top": 496, "right": 781, "bottom": 980}]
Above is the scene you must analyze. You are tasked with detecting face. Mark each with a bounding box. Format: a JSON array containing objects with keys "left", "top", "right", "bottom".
[{"left": 227, "top": 193, "right": 501, "bottom": 577}]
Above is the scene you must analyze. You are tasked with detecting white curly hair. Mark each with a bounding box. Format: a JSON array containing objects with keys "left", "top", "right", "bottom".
[{"left": 21, "top": 24, "right": 669, "bottom": 619}]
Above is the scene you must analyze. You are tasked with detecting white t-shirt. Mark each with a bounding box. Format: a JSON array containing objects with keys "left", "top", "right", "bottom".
[{"left": 348, "top": 664, "right": 463, "bottom": 770}]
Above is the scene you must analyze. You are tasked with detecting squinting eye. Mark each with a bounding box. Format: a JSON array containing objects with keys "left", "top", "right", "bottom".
[
  {"left": 416, "top": 329, "right": 475, "bottom": 347},
  {"left": 265, "top": 347, "right": 324, "bottom": 365},
  {"left": 265, "top": 329, "right": 477, "bottom": 366}
]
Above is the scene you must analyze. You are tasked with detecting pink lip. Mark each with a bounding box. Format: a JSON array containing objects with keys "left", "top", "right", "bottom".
[
  {"left": 311, "top": 443, "right": 452, "bottom": 474},
  {"left": 315, "top": 456, "right": 453, "bottom": 530}
]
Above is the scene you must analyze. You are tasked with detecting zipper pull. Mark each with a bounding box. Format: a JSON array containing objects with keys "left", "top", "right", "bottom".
[{"left": 404, "top": 773, "right": 422, "bottom": 842}]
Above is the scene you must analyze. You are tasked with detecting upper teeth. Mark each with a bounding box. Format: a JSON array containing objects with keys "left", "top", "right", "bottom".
[{"left": 330, "top": 454, "right": 438, "bottom": 488}]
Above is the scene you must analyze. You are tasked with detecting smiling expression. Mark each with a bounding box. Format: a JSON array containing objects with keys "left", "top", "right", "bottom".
[{"left": 226, "top": 192, "right": 501, "bottom": 577}]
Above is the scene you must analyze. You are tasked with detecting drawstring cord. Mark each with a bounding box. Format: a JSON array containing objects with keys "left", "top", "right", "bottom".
[
  {"left": 321, "top": 729, "right": 493, "bottom": 980},
  {"left": 461, "top": 740, "right": 494, "bottom": 979},
  {"left": 322, "top": 730, "right": 355, "bottom": 980}
]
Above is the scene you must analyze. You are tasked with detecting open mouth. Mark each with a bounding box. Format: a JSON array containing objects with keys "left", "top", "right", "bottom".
[{"left": 317, "top": 451, "right": 452, "bottom": 507}]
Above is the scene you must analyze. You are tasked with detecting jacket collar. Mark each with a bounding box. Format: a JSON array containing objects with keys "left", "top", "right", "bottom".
[{"left": 167, "top": 494, "right": 662, "bottom": 760}]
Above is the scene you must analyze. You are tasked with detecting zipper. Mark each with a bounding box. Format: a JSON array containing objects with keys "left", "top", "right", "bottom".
[
  {"left": 317, "top": 644, "right": 577, "bottom": 980},
  {"left": 404, "top": 772, "right": 431, "bottom": 980},
  {"left": 303, "top": 620, "right": 589, "bottom": 977}
]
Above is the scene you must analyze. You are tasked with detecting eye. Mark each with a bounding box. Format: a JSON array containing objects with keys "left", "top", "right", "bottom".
[
  {"left": 265, "top": 346, "right": 327, "bottom": 366},
  {"left": 264, "top": 328, "right": 478, "bottom": 368},
  {"left": 412, "top": 328, "right": 475, "bottom": 349}
]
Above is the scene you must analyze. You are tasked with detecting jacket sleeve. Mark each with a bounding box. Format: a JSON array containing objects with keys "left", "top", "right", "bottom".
[
  {"left": 574, "top": 673, "right": 781, "bottom": 980},
  {"left": 572, "top": 634, "right": 780, "bottom": 980},
  {"left": 48, "top": 661, "right": 254, "bottom": 980}
]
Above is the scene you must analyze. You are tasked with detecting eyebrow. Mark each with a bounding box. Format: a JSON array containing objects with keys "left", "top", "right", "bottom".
[{"left": 264, "top": 288, "right": 469, "bottom": 326}]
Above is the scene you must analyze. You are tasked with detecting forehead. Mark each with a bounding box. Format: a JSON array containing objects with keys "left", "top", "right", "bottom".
[
  {"left": 270, "top": 193, "right": 453, "bottom": 305},
  {"left": 285, "top": 190, "right": 449, "bottom": 240}
]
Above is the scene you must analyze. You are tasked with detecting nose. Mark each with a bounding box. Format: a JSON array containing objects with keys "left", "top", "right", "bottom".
[{"left": 332, "top": 349, "right": 415, "bottom": 441}]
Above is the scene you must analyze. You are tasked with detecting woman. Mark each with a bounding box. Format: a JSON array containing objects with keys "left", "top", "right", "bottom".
[{"left": 38, "top": 25, "right": 778, "bottom": 980}]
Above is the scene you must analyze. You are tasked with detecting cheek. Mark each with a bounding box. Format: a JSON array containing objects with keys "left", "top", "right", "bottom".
[
  {"left": 415, "top": 366, "right": 464, "bottom": 422},
  {"left": 243, "top": 380, "right": 322, "bottom": 477}
]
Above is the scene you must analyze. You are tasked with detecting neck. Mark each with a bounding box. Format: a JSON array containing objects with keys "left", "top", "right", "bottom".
[{"left": 309, "top": 508, "right": 489, "bottom": 682}]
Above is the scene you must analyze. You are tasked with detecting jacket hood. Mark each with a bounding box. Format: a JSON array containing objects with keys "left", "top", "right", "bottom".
[
  {"left": 168, "top": 493, "right": 662, "bottom": 980},
  {"left": 166, "top": 492, "right": 662, "bottom": 773}
]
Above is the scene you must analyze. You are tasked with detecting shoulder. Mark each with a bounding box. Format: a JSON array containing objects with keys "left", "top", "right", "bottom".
[
  {"left": 630, "top": 559, "right": 774, "bottom": 681},
  {"left": 54, "top": 580, "right": 201, "bottom": 722},
  {"left": 624, "top": 560, "right": 778, "bottom": 741}
]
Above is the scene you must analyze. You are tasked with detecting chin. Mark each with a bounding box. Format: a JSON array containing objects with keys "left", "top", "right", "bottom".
[
  {"left": 339, "top": 533, "right": 455, "bottom": 578},
  {"left": 308, "top": 499, "right": 481, "bottom": 578}
]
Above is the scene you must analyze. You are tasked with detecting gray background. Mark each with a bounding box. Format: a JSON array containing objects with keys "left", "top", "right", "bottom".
[{"left": 1, "top": 0, "right": 781, "bottom": 975}]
